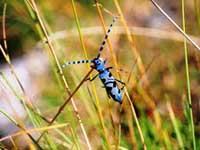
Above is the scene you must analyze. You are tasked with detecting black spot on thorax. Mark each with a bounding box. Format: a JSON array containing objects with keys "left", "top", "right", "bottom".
[{"left": 102, "top": 78, "right": 106, "bottom": 83}]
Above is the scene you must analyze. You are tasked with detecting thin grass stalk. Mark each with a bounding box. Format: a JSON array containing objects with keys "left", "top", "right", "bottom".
[
  {"left": 126, "top": 103, "right": 138, "bottom": 149},
  {"left": 2, "top": 3, "right": 8, "bottom": 51},
  {"left": 52, "top": 127, "right": 78, "bottom": 149},
  {"left": 112, "top": 0, "right": 148, "bottom": 86},
  {"left": 0, "top": 109, "right": 18, "bottom": 125},
  {"left": 54, "top": 129, "right": 73, "bottom": 146},
  {"left": 0, "top": 44, "right": 39, "bottom": 125},
  {"left": 46, "top": 70, "right": 92, "bottom": 148},
  {"left": 0, "top": 45, "right": 47, "bottom": 148},
  {"left": 123, "top": 58, "right": 149, "bottom": 149},
  {"left": 0, "top": 108, "right": 43, "bottom": 149},
  {"left": 128, "top": 71, "right": 154, "bottom": 119},
  {"left": 37, "top": 70, "right": 93, "bottom": 143},
  {"left": 162, "top": 130, "right": 172, "bottom": 150},
  {"left": 139, "top": 53, "right": 163, "bottom": 130},
  {"left": 0, "top": 71, "right": 51, "bottom": 124},
  {"left": 111, "top": 2, "right": 162, "bottom": 146},
  {"left": 69, "top": 126, "right": 81, "bottom": 150},
  {"left": 123, "top": 58, "right": 160, "bottom": 149},
  {"left": 181, "top": 1, "right": 196, "bottom": 149},
  {"left": 94, "top": 2, "right": 123, "bottom": 148},
  {"left": 10, "top": 137, "right": 18, "bottom": 150},
  {"left": 49, "top": 26, "right": 200, "bottom": 47},
  {"left": 126, "top": 64, "right": 138, "bottom": 149},
  {"left": 113, "top": 0, "right": 163, "bottom": 136},
  {"left": 71, "top": 1, "right": 104, "bottom": 148},
  {"left": 52, "top": 138, "right": 72, "bottom": 149},
  {"left": 0, "top": 44, "right": 43, "bottom": 149},
  {"left": 124, "top": 90, "right": 147, "bottom": 150},
  {"left": 26, "top": 1, "right": 91, "bottom": 147},
  {"left": 166, "top": 101, "right": 184, "bottom": 149},
  {"left": 0, "top": 31, "right": 32, "bottom": 107},
  {"left": 150, "top": 0, "right": 200, "bottom": 52},
  {"left": 1, "top": 6, "right": 44, "bottom": 146},
  {"left": 94, "top": 1, "right": 122, "bottom": 146},
  {"left": 106, "top": 99, "right": 118, "bottom": 149},
  {"left": 46, "top": 69, "right": 93, "bottom": 125},
  {"left": 94, "top": 0, "right": 119, "bottom": 68},
  {"left": 131, "top": 76, "right": 163, "bottom": 135},
  {"left": 117, "top": 113, "right": 121, "bottom": 150},
  {"left": 0, "top": 123, "right": 68, "bottom": 142},
  {"left": 194, "top": 0, "right": 200, "bottom": 32},
  {"left": 71, "top": 0, "right": 111, "bottom": 149}
]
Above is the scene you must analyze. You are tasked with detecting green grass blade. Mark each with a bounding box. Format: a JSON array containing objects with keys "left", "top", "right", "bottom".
[{"left": 181, "top": 0, "right": 196, "bottom": 149}]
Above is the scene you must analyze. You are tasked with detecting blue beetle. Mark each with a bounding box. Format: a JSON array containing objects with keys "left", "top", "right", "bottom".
[
  {"left": 61, "top": 16, "right": 125, "bottom": 104},
  {"left": 90, "top": 58, "right": 125, "bottom": 104}
]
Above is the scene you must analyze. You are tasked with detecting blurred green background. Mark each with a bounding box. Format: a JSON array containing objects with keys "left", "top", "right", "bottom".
[{"left": 0, "top": 0, "right": 200, "bottom": 149}]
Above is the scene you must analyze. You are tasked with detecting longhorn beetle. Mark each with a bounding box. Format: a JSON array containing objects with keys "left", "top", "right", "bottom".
[{"left": 61, "top": 16, "right": 125, "bottom": 104}]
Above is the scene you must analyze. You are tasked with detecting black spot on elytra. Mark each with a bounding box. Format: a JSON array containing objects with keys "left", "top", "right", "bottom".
[
  {"left": 102, "top": 41, "right": 106, "bottom": 45},
  {"left": 77, "top": 61, "right": 80, "bottom": 64},
  {"left": 118, "top": 88, "right": 121, "bottom": 93},
  {"left": 106, "top": 86, "right": 112, "bottom": 92},
  {"left": 110, "top": 92, "right": 116, "bottom": 100},
  {"left": 113, "top": 82, "right": 117, "bottom": 87},
  {"left": 73, "top": 61, "right": 76, "bottom": 64},
  {"left": 109, "top": 72, "right": 112, "bottom": 77}
]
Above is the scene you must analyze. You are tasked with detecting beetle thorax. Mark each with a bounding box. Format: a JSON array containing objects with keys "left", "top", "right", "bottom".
[{"left": 92, "top": 58, "right": 105, "bottom": 72}]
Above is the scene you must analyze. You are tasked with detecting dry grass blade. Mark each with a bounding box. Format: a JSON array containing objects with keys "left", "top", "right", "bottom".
[
  {"left": 2, "top": 3, "right": 7, "bottom": 51},
  {"left": 150, "top": 0, "right": 200, "bottom": 52},
  {"left": 0, "top": 71, "right": 51, "bottom": 124},
  {"left": 0, "top": 123, "right": 69, "bottom": 142},
  {"left": 94, "top": 2, "right": 123, "bottom": 149},
  {"left": 2, "top": 1, "right": 199, "bottom": 149},
  {"left": 48, "top": 26, "right": 200, "bottom": 47},
  {"left": 10, "top": 137, "right": 18, "bottom": 150},
  {"left": 48, "top": 68, "right": 93, "bottom": 125},
  {"left": 71, "top": 0, "right": 112, "bottom": 148},
  {"left": 0, "top": 44, "right": 33, "bottom": 107},
  {"left": 0, "top": 108, "right": 43, "bottom": 149},
  {"left": 94, "top": 0, "right": 119, "bottom": 68},
  {"left": 1, "top": 10, "right": 42, "bottom": 148},
  {"left": 166, "top": 101, "right": 184, "bottom": 149},
  {"left": 124, "top": 90, "right": 147, "bottom": 150},
  {"left": 26, "top": 0, "right": 92, "bottom": 148},
  {"left": 113, "top": 0, "right": 149, "bottom": 86}
]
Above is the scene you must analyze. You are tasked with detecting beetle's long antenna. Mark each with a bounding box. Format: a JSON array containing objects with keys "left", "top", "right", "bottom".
[
  {"left": 97, "top": 16, "right": 119, "bottom": 58},
  {"left": 61, "top": 59, "right": 92, "bottom": 69}
]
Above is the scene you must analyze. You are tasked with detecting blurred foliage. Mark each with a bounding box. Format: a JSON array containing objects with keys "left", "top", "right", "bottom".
[{"left": 0, "top": 0, "right": 200, "bottom": 149}]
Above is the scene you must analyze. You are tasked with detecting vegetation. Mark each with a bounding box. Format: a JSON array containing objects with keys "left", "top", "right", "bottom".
[{"left": 0, "top": 0, "right": 199, "bottom": 149}]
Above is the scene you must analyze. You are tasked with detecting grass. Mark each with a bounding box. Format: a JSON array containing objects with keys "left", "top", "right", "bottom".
[
  {"left": 181, "top": 0, "right": 196, "bottom": 149},
  {"left": 0, "top": 0, "right": 199, "bottom": 149}
]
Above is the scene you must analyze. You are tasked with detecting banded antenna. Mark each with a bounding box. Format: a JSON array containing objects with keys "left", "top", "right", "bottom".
[
  {"left": 97, "top": 16, "right": 119, "bottom": 58},
  {"left": 61, "top": 59, "right": 92, "bottom": 69}
]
